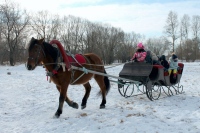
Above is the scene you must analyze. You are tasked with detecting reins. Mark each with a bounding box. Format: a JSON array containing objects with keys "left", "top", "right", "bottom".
[
  {"left": 29, "top": 40, "right": 126, "bottom": 83},
  {"left": 41, "top": 62, "right": 125, "bottom": 71}
]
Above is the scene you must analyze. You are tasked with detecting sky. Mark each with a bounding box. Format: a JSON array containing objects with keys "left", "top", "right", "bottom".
[
  {"left": 1, "top": 0, "right": 200, "bottom": 38},
  {"left": 0, "top": 62, "right": 200, "bottom": 132}
]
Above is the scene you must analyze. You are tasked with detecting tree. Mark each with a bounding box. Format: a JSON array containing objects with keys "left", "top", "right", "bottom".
[
  {"left": 31, "top": 11, "right": 61, "bottom": 43},
  {"left": 191, "top": 15, "right": 200, "bottom": 59},
  {"left": 164, "top": 11, "right": 179, "bottom": 52},
  {"left": 0, "top": 0, "right": 30, "bottom": 66},
  {"left": 181, "top": 39, "right": 196, "bottom": 61},
  {"left": 46, "top": 14, "right": 61, "bottom": 42},
  {"left": 191, "top": 15, "right": 200, "bottom": 39},
  {"left": 179, "top": 14, "right": 190, "bottom": 59},
  {"left": 146, "top": 36, "right": 169, "bottom": 56},
  {"left": 180, "top": 14, "right": 190, "bottom": 40},
  {"left": 60, "top": 15, "right": 85, "bottom": 53},
  {"left": 83, "top": 22, "right": 104, "bottom": 56}
]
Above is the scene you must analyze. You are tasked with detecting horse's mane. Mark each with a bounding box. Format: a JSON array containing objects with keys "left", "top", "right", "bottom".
[
  {"left": 43, "top": 41, "right": 58, "bottom": 62},
  {"left": 28, "top": 38, "right": 59, "bottom": 63},
  {"left": 28, "top": 38, "right": 37, "bottom": 51}
]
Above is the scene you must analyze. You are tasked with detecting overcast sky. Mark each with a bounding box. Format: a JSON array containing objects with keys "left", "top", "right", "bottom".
[{"left": 1, "top": 0, "right": 200, "bottom": 38}]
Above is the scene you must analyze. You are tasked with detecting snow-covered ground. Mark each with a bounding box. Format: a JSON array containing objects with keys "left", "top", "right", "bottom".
[{"left": 0, "top": 62, "right": 200, "bottom": 133}]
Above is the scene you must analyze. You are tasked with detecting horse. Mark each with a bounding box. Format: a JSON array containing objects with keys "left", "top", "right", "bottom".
[{"left": 26, "top": 37, "right": 110, "bottom": 118}]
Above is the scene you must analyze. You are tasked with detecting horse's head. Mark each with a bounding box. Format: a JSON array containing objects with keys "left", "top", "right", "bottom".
[{"left": 26, "top": 37, "right": 46, "bottom": 70}]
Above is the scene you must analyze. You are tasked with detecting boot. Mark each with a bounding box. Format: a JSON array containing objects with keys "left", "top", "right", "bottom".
[{"left": 173, "top": 74, "right": 177, "bottom": 79}]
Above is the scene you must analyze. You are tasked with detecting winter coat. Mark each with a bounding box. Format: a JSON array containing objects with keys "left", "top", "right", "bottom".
[
  {"left": 150, "top": 51, "right": 159, "bottom": 61},
  {"left": 144, "top": 49, "right": 158, "bottom": 61},
  {"left": 131, "top": 49, "right": 147, "bottom": 62},
  {"left": 159, "top": 55, "right": 169, "bottom": 69},
  {"left": 168, "top": 57, "right": 179, "bottom": 70}
]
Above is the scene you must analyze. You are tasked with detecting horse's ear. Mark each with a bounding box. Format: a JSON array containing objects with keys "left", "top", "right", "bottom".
[
  {"left": 38, "top": 38, "right": 45, "bottom": 44},
  {"left": 31, "top": 37, "right": 35, "bottom": 41}
]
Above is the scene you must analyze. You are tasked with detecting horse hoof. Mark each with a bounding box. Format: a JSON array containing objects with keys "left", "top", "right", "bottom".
[
  {"left": 54, "top": 113, "right": 60, "bottom": 118},
  {"left": 71, "top": 102, "right": 79, "bottom": 109},
  {"left": 100, "top": 105, "right": 105, "bottom": 109},
  {"left": 81, "top": 105, "right": 86, "bottom": 110}
]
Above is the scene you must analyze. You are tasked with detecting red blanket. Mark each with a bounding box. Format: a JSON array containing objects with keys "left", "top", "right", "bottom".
[{"left": 67, "top": 54, "right": 86, "bottom": 66}]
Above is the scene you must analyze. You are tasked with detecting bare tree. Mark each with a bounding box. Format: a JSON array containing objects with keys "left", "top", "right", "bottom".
[
  {"left": 179, "top": 14, "right": 190, "bottom": 59},
  {"left": 181, "top": 39, "right": 196, "bottom": 61},
  {"left": 60, "top": 15, "right": 85, "bottom": 53},
  {"left": 115, "top": 32, "right": 134, "bottom": 62},
  {"left": 106, "top": 27, "right": 124, "bottom": 64},
  {"left": 146, "top": 36, "right": 169, "bottom": 56},
  {"left": 46, "top": 14, "right": 61, "bottom": 42},
  {"left": 191, "top": 15, "right": 200, "bottom": 39},
  {"left": 82, "top": 21, "right": 100, "bottom": 54},
  {"left": 191, "top": 15, "right": 200, "bottom": 59},
  {"left": 164, "top": 11, "right": 179, "bottom": 52},
  {"left": 130, "top": 32, "right": 145, "bottom": 48},
  {"left": 31, "top": 10, "right": 61, "bottom": 43},
  {"left": 180, "top": 14, "right": 190, "bottom": 40},
  {"left": 0, "top": 0, "right": 30, "bottom": 66}
]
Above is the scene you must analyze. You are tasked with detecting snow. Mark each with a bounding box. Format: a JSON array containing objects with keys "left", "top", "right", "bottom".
[{"left": 0, "top": 62, "right": 200, "bottom": 133}]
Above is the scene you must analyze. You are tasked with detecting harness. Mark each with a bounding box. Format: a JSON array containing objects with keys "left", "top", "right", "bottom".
[
  {"left": 27, "top": 44, "right": 46, "bottom": 69},
  {"left": 45, "top": 50, "right": 91, "bottom": 84},
  {"left": 46, "top": 49, "right": 63, "bottom": 77},
  {"left": 28, "top": 40, "right": 99, "bottom": 84},
  {"left": 68, "top": 53, "right": 91, "bottom": 85}
]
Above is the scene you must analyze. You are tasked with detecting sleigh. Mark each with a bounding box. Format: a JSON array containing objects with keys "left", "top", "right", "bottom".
[{"left": 118, "top": 62, "right": 184, "bottom": 100}]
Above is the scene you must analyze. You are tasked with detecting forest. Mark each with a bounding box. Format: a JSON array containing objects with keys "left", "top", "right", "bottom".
[{"left": 0, "top": 0, "right": 200, "bottom": 65}]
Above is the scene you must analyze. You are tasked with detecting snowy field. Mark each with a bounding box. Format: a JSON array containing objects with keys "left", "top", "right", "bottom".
[{"left": 0, "top": 62, "right": 200, "bottom": 133}]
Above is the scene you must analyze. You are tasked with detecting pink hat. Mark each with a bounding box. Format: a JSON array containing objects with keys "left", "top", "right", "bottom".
[{"left": 137, "top": 42, "right": 144, "bottom": 49}]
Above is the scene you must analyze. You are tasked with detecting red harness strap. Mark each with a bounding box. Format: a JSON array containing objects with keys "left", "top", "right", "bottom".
[
  {"left": 52, "top": 69, "right": 58, "bottom": 74},
  {"left": 49, "top": 40, "right": 71, "bottom": 70},
  {"left": 46, "top": 68, "right": 58, "bottom": 81}
]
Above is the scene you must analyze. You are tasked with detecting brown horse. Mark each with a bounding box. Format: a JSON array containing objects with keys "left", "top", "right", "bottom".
[{"left": 26, "top": 37, "right": 110, "bottom": 118}]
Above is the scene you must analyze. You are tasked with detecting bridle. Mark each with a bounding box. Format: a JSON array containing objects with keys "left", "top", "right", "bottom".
[{"left": 26, "top": 44, "right": 46, "bottom": 69}]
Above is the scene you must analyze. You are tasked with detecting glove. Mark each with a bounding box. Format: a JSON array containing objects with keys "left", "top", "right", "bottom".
[
  {"left": 129, "top": 59, "right": 133, "bottom": 62},
  {"left": 134, "top": 58, "right": 138, "bottom": 62}
]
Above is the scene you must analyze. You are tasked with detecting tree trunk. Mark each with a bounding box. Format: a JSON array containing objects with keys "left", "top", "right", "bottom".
[{"left": 9, "top": 50, "right": 15, "bottom": 66}]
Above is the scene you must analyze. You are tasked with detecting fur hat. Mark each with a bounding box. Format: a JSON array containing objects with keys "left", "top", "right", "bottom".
[
  {"left": 172, "top": 54, "right": 178, "bottom": 59},
  {"left": 160, "top": 55, "right": 166, "bottom": 60},
  {"left": 137, "top": 43, "right": 144, "bottom": 49}
]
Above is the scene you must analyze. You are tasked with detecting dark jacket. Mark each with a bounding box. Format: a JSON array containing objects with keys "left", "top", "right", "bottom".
[{"left": 159, "top": 55, "right": 169, "bottom": 70}]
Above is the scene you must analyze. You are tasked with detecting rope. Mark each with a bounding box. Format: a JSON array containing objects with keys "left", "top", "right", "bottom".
[
  {"left": 70, "top": 72, "right": 85, "bottom": 84},
  {"left": 41, "top": 61, "right": 153, "bottom": 70},
  {"left": 82, "top": 67, "right": 88, "bottom": 74},
  {"left": 70, "top": 67, "right": 89, "bottom": 84},
  {"left": 105, "top": 63, "right": 125, "bottom": 69}
]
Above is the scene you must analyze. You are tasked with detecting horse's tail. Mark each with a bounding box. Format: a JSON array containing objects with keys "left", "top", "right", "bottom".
[
  {"left": 103, "top": 69, "right": 110, "bottom": 95},
  {"left": 97, "top": 68, "right": 110, "bottom": 96}
]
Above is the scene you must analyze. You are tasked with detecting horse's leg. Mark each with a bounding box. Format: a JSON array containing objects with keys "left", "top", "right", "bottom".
[
  {"left": 56, "top": 85, "right": 78, "bottom": 109},
  {"left": 55, "top": 84, "right": 68, "bottom": 118},
  {"left": 56, "top": 85, "right": 61, "bottom": 92},
  {"left": 94, "top": 75, "right": 107, "bottom": 109},
  {"left": 65, "top": 96, "right": 79, "bottom": 109},
  {"left": 81, "top": 82, "right": 91, "bottom": 109}
]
